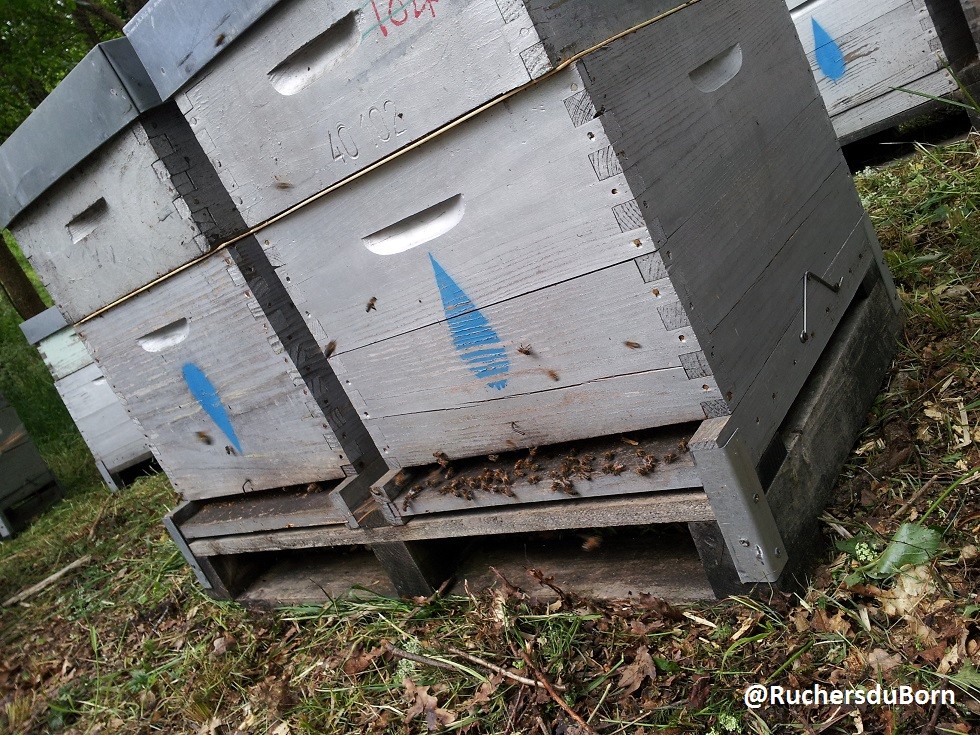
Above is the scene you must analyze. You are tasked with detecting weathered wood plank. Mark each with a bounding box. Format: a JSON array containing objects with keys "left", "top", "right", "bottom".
[
  {"left": 833, "top": 72, "right": 957, "bottom": 143},
  {"left": 54, "top": 363, "right": 151, "bottom": 474},
  {"left": 79, "top": 253, "right": 349, "bottom": 501},
  {"left": 187, "top": 489, "right": 714, "bottom": 556},
  {"left": 38, "top": 328, "right": 92, "bottom": 380},
  {"left": 11, "top": 124, "right": 207, "bottom": 322}
]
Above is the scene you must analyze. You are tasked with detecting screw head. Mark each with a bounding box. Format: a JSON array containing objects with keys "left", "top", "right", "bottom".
[{"left": 739, "top": 538, "right": 751, "bottom": 548}]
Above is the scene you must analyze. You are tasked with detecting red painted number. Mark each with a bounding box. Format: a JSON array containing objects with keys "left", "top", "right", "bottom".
[{"left": 369, "top": 0, "right": 439, "bottom": 39}]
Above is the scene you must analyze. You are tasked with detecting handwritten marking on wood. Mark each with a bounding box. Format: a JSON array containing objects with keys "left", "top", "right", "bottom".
[
  {"left": 635, "top": 253, "right": 667, "bottom": 283},
  {"left": 365, "top": 0, "right": 440, "bottom": 40},
  {"left": 701, "top": 399, "right": 731, "bottom": 418},
  {"left": 680, "top": 351, "right": 712, "bottom": 379},
  {"left": 589, "top": 145, "right": 623, "bottom": 181},
  {"left": 612, "top": 200, "right": 644, "bottom": 232},
  {"left": 182, "top": 363, "right": 243, "bottom": 454},
  {"left": 563, "top": 89, "right": 597, "bottom": 127},
  {"left": 429, "top": 253, "right": 510, "bottom": 390},
  {"left": 812, "top": 18, "right": 846, "bottom": 81},
  {"left": 658, "top": 303, "right": 690, "bottom": 331}
]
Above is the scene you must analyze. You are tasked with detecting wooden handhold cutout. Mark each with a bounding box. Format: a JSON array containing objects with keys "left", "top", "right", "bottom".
[
  {"left": 66, "top": 197, "right": 108, "bottom": 244},
  {"left": 689, "top": 44, "right": 743, "bottom": 93},
  {"left": 362, "top": 194, "right": 465, "bottom": 255},
  {"left": 136, "top": 318, "right": 190, "bottom": 352},
  {"left": 268, "top": 11, "right": 360, "bottom": 96}
]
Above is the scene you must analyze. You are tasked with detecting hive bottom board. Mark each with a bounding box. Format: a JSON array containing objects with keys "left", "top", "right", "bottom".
[
  {"left": 166, "top": 263, "right": 900, "bottom": 601},
  {"left": 0, "top": 483, "right": 63, "bottom": 539}
]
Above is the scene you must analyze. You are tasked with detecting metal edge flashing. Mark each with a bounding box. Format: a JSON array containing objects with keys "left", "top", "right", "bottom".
[{"left": 18, "top": 307, "right": 69, "bottom": 346}]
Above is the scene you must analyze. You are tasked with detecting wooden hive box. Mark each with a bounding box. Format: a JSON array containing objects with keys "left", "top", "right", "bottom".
[
  {"left": 786, "top": 0, "right": 977, "bottom": 142},
  {"left": 20, "top": 308, "right": 152, "bottom": 490},
  {"left": 230, "top": 0, "right": 901, "bottom": 477},
  {"left": 0, "top": 393, "right": 62, "bottom": 538},
  {"left": 123, "top": 0, "right": 718, "bottom": 229}
]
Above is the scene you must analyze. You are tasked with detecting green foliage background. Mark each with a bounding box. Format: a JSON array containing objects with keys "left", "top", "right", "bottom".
[{"left": 0, "top": 0, "right": 145, "bottom": 143}]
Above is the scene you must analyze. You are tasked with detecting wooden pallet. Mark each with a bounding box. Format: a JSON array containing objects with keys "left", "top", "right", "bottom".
[{"left": 165, "top": 264, "right": 900, "bottom": 600}]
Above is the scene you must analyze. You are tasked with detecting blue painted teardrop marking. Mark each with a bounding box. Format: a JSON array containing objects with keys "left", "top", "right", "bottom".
[
  {"left": 812, "top": 19, "right": 846, "bottom": 81},
  {"left": 182, "top": 363, "right": 243, "bottom": 454},
  {"left": 428, "top": 253, "right": 510, "bottom": 391}
]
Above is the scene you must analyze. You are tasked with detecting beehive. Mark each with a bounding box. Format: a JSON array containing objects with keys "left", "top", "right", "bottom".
[
  {"left": 20, "top": 308, "right": 152, "bottom": 489},
  {"left": 0, "top": 393, "right": 62, "bottom": 538},
  {"left": 250, "top": 0, "right": 900, "bottom": 472},
  {"left": 786, "top": 0, "right": 972, "bottom": 142}
]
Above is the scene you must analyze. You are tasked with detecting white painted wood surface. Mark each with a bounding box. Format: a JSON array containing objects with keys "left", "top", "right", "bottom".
[
  {"left": 79, "top": 252, "right": 350, "bottom": 501},
  {"left": 11, "top": 125, "right": 207, "bottom": 322},
  {"left": 260, "top": 65, "right": 719, "bottom": 466},
  {"left": 54, "top": 363, "right": 151, "bottom": 474},
  {"left": 38, "top": 328, "right": 92, "bottom": 381},
  {"left": 787, "top": 0, "right": 955, "bottom": 139},
  {"left": 181, "top": 0, "right": 549, "bottom": 227}
]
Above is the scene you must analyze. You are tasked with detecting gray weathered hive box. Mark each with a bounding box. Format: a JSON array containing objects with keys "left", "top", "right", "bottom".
[
  {"left": 0, "top": 393, "right": 62, "bottom": 538},
  {"left": 0, "top": 39, "right": 216, "bottom": 323},
  {"left": 76, "top": 251, "right": 363, "bottom": 501},
  {"left": 20, "top": 308, "right": 152, "bottom": 490},
  {"left": 124, "top": 0, "right": 719, "bottom": 228},
  {"left": 248, "top": 0, "right": 901, "bottom": 473},
  {"left": 787, "top": 0, "right": 977, "bottom": 142}
]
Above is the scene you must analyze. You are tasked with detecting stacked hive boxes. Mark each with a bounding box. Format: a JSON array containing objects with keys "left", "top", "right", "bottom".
[
  {"left": 20, "top": 308, "right": 152, "bottom": 490},
  {"left": 114, "top": 0, "right": 902, "bottom": 598},
  {"left": 0, "top": 39, "right": 376, "bottom": 504},
  {"left": 787, "top": 0, "right": 978, "bottom": 142}
]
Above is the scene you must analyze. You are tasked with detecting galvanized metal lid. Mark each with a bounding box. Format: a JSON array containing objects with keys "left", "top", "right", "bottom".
[
  {"left": 124, "top": 0, "right": 285, "bottom": 101},
  {"left": 19, "top": 308, "right": 70, "bottom": 346},
  {"left": 0, "top": 38, "right": 161, "bottom": 230}
]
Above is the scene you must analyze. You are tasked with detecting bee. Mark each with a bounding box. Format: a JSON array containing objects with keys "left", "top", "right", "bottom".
[
  {"left": 366, "top": 297, "right": 378, "bottom": 312},
  {"left": 505, "top": 439, "right": 518, "bottom": 449},
  {"left": 609, "top": 462, "right": 625, "bottom": 476},
  {"left": 678, "top": 440, "right": 690, "bottom": 453},
  {"left": 488, "top": 454, "right": 499, "bottom": 462},
  {"left": 214, "top": 33, "right": 226, "bottom": 47},
  {"left": 196, "top": 431, "right": 213, "bottom": 445},
  {"left": 518, "top": 344, "right": 533, "bottom": 356},
  {"left": 394, "top": 471, "right": 411, "bottom": 487},
  {"left": 622, "top": 437, "right": 639, "bottom": 446},
  {"left": 443, "top": 467, "right": 456, "bottom": 480},
  {"left": 624, "top": 341, "right": 642, "bottom": 349},
  {"left": 581, "top": 534, "right": 603, "bottom": 552},
  {"left": 546, "top": 369, "right": 560, "bottom": 382},
  {"left": 325, "top": 340, "right": 337, "bottom": 358},
  {"left": 528, "top": 447, "right": 539, "bottom": 457},
  {"left": 603, "top": 450, "right": 615, "bottom": 461},
  {"left": 527, "top": 474, "right": 541, "bottom": 485},
  {"left": 551, "top": 477, "right": 577, "bottom": 496},
  {"left": 273, "top": 179, "right": 293, "bottom": 190},
  {"left": 635, "top": 465, "right": 651, "bottom": 476},
  {"left": 663, "top": 451, "right": 678, "bottom": 464},
  {"left": 433, "top": 451, "right": 450, "bottom": 468}
]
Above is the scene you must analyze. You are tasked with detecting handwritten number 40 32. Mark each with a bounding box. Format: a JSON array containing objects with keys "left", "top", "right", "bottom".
[{"left": 370, "top": 0, "right": 438, "bottom": 38}]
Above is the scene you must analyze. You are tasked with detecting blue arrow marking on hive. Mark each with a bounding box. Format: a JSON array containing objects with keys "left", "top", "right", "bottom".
[
  {"left": 429, "top": 253, "right": 509, "bottom": 391},
  {"left": 812, "top": 19, "right": 846, "bottom": 81},
  {"left": 182, "top": 362, "right": 243, "bottom": 454}
]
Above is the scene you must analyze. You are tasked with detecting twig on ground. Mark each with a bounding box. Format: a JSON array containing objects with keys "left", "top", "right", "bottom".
[
  {"left": 889, "top": 474, "right": 940, "bottom": 521},
  {"left": 3, "top": 556, "right": 92, "bottom": 607},
  {"left": 515, "top": 648, "right": 597, "bottom": 735},
  {"left": 384, "top": 642, "right": 461, "bottom": 674},
  {"left": 445, "top": 646, "right": 565, "bottom": 691}
]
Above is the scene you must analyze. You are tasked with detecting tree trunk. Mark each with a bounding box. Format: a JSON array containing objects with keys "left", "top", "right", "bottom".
[
  {"left": 76, "top": 1, "right": 127, "bottom": 32},
  {"left": 0, "top": 238, "right": 46, "bottom": 320}
]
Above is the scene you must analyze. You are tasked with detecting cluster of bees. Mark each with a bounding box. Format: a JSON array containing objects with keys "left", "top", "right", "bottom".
[{"left": 397, "top": 439, "right": 689, "bottom": 511}]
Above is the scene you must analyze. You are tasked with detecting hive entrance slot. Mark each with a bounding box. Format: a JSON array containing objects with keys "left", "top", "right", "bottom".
[
  {"left": 268, "top": 11, "right": 360, "bottom": 96},
  {"left": 66, "top": 197, "right": 108, "bottom": 244},
  {"left": 362, "top": 194, "right": 465, "bottom": 255},
  {"left": 689, "top": 44, "right": 743, "bottom": 93}
]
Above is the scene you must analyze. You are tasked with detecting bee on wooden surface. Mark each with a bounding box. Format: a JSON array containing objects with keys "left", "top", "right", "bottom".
[
  {"left": 551, "top": 477, "right": 577, "bottom": 496},
  {"left": 443, "top": 467, "right": 456, "bottom": 480},
  {"left": 624, "top": 341, "right": 642, "bottom": 349},
  {"left": 273, "top": 179, "right": 293, "bottom": 190},
  {"left": 528, "top": 447, "right": 539, "bottom": 458},
  {"left": 609, "top": 462, "right": 625, "bottom": 476},
  {"left": 546, "top": 369, "right": 560, "bottom": 382},
  {"left": 663, "top": 451, "right": 678, "bottom": 464},
  {"left": 518, "top": 344, "right": 533, "bottom": 356},
  {"left": 196, "top": 431, "right": 213, "bottom": 445},
  {"left": 603, "top": 450, "right": 615, "bottom": 461},
  {"left": 678, "top": 440, "right": 690, "bottom": 453},
  {"left": 635, "top": 448, "right": 648, "bottom": 458},
  {"left": 214, "top": 33, "right": 226, "bottom": 46},
  {"left": 325, "top": 340, "right": 337, "bottom": 358},
  {"left": 581, "top": 534, "right": 603, "bottom": 552},
  {"left": 488, "top": 454, "right": 499, "bottom": 462},
  {"left": 366, "top": 297, "right": 378, "bottom": 312},
  {"left": 635, "top": 464, "right": 651, "bottom": 476},
  {"left": 401, "top": 487, "right": 423, "bottom": 511},
  {"left": 527, "top": 474, "right": 541, "bottom": 485},
  {"left": 394, "top": 471, "right": 411, "bottom": 487},
  {"left": 622, "top": 437, "right": 639, "bottom": 446},
  {"left": 433, "top": 451, "right": 450, "bottom": 468}
]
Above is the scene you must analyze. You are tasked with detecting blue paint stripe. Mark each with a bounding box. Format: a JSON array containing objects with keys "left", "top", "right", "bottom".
[
  {"left": 182, "top": 363, "right": 243, "bottom": 454},
  {"left": 429, "top": 253, "right": 511, "bottom": 390},
  {"left": 812, "top": 19, "right": 846, "bottom": 81}
]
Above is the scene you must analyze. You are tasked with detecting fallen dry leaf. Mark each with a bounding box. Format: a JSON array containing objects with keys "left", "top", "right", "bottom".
[
  {"left": 404, "top": 678, "right": 456, "bottom": 731},
  {"left": 617, "top": 646, "right": 656, "bottom": 696}
]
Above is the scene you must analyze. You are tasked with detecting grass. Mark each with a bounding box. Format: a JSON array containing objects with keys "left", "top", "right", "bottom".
[{"left": 0, "top": 136, "right": 979, "bottom": 733}]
